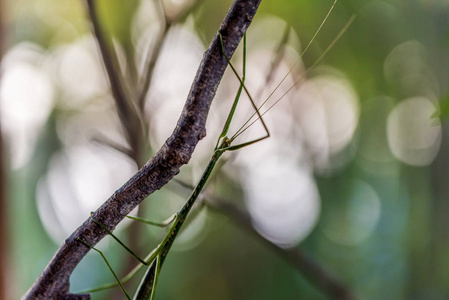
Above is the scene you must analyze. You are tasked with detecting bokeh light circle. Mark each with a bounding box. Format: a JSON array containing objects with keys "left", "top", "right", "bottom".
[{"left": 387, "top": 97, "right": 441, "bottom": 166}]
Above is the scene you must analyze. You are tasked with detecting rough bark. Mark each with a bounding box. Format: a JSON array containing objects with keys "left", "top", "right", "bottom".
[{"left": 23, "top": 0, "right": 262, "bottom": 299}]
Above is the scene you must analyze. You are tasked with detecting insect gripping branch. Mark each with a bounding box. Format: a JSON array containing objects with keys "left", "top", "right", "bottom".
[{"left": 23, "top": 0, "right": 262, "bottom": 299}]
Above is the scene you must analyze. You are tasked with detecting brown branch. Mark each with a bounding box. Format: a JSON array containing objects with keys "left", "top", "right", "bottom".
[
  {"left": 137, "top": 0, "right": 203, "bottom": 111},
  {"left": 137, "top": 8, "right": 171, "bottom": 111},
  {"left": 85, "top": 0, "right": 145, "bottom": 166},
  {"left": 91, "top": 134, "right": 134, "bottom": 158},
  {"left": 23, "top": 0, "right": 262, "bottom": 299},
  {"left": 171, "top": 178, "right": 359, "bottom": 300},
  {"left": 205, "top": 195, "right": 359, "bottom": 300},
  {"left": 254, "top": 23, "right": 291, "bottom": 101}
]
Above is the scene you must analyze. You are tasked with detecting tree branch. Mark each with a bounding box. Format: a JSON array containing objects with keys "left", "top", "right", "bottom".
[
  {"left": 137, "top": 0, "right": 203, "bottom": 111},
  {"left": 172, "top": 179, "right": 359, "bottom": 300},
  {"left": 85, "top": 0, "right": 145, "bottom": 166},
  {"left": 138, "top": 11, "right": 170, "bottom": 111},
  {"left": 23, "top": 0, "right": 262, "bottom": 299},
  {"left": 206, "top": 195, "right": 359, "bottom": 300}
]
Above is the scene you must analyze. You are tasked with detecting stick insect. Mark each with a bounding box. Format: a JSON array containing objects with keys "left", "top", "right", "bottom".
[
  {"left": 77, "top": 1, "right": 354, "bottom": 299},
  {"left": 78, "top": 32, "right": 268, "bottom": 300}
]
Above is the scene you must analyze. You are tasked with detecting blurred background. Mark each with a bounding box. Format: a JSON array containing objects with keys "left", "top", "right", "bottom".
[{"left": 1, "top": 0, "right": 449, "bottom": 299}]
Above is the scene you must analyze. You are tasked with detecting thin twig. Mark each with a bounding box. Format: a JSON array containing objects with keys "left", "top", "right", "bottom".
[
  {"left": 91, "top": 135, "right": 134, "bottom": 158},
  {"left": 85, "top": 0, "right": 145, "bottom": 166},
  {"left": 206, "top": 195, "right": 359, "bottom": 300},
  {"left": 137, "top": 11, "right": 171, "bottom": 111},
  {"left": 23, "top": 1, "right": 262, "bottom": 299},
  {"left": 171, "top": 179, "right": 359, "bottom": 300},
  {"left": 138, "top": 0, "right": 203, "bottom": 111},
  {"left": 253, "top": 24, "right": 291, "bottom": 102}
]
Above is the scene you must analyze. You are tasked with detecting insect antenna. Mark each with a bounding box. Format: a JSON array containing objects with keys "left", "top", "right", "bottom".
[
  {"left": 231, "top": 0, "right": 339, "bottom": 141},
  {"left": 233, "top": 14, "right": 356, "bottom": 139}
]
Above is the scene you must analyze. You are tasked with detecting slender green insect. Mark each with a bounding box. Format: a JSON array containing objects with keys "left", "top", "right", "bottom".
[
  {"left": 78, "top": 31, "right": 269, "bottom": 300},
  {"left": 77, "top": 1, "right": 354, "bottom": 299}
]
